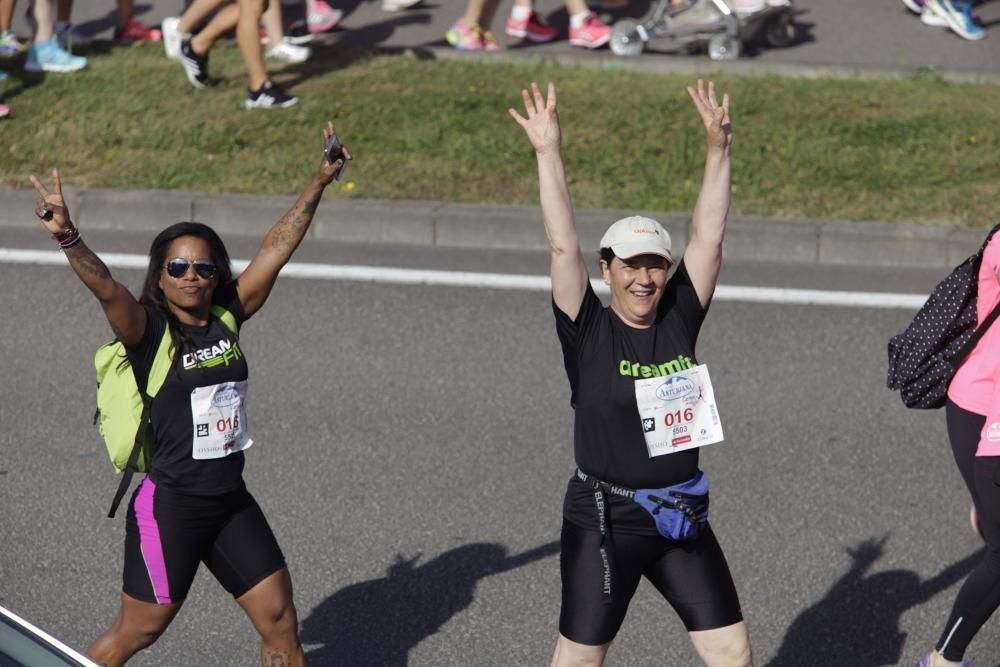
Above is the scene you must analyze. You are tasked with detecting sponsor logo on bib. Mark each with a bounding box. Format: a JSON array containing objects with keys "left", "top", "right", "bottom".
[
  {"left": 655, "top": 375, "right": 695, "bottom": 401},
  {"left": 212, "top": 386, "right": 241, "bottom": 408}
]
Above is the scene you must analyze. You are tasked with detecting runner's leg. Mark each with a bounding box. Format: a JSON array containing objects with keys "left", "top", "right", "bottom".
[{"left": 87, "top": 593, "right": 181, "bottom": 667}]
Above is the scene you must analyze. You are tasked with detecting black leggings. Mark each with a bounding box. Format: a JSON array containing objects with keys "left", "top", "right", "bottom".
[
  {"left": 938, "top": 400, "right": 1000, "bottom": 660},
  {"left": 558, "top": 519, "right": 744, "bottom": 646}
]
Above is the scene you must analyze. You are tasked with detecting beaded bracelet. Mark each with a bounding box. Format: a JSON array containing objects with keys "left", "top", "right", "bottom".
[{"left": 51, "top": 224, "right": 78, "bottom": 245}]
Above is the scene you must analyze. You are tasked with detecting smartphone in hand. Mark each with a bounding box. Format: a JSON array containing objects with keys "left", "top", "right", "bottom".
[{"left": 324, "top": 133, "right": 350, "bottom": 181}]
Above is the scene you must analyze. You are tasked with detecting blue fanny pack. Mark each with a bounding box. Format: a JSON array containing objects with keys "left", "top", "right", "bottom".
[
  {"left": 577, "top": 469, "right": 710, "bottom": 542},
  {"left": 633, "top": 470, "right": 709, "bottom": 541}
]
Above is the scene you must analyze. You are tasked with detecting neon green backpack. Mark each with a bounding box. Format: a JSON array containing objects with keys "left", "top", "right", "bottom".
[{"left": 95, "top": 305, "right": 237, "bottom": 517}]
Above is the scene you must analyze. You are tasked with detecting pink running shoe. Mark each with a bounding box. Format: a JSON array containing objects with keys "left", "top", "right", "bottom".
[
  {"left": 569, "top": 12, "right": 611, "bottom": 48},
  {"left": 114, "top": 18, "right": 161, "bottom": 42},
  {"left": 505, "top": 10, "right": 558, "bottom": 42},
  {"left": 0, "top": 103, "right": 9, "bottom": 119},
  {"left": 308, "top": 0, "right": 344, "bottom": 33}
]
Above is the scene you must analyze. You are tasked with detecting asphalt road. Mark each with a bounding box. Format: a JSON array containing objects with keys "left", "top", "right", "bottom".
[
  {"left": 6, "top": 0, "right": 999, "bottom": 75},
  {"left": 0, "top": 226, "right": 997, "bottom": 665}
]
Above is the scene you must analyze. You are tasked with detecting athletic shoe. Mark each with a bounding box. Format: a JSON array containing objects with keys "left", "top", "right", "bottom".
[
  {"left": 282, "top": 20, "right": 316, "bottom": 45},
  {"left": 0, "top": 31, "right": 24, "bottom": 56},
  {"left": 902, "top": 0, "right": 926, "bottom": 12},
  {"left": 54, "top": 21, "right": 92, "bottom": 48},
  {"left": 308, "top": 0, "right": 343, "bottom": 33},
  {"left": 925, "top": 0, "right": 985, "bottom": 39},
  {"left": 25, "top": 38, "right": 87, "bottom": 72},
  {"left": 115, "top": 19, "right": 161, "bottom": 43},
  {"left": 245, "top": 79, "right": 298, "bottom": 109},
  {"left": 179, "top": 38, "right": 209, "bottom": 88},
  {"left": 382, "top": 0, "right": 424, "bottom": 11},
  {"left": 914, "top": 654, "right": 974, "bottom": 666},
  {"left": 0, "top": 102, "right": 9, "bottom": 118},
  {"left": 505, "top": 10, "right": 558, "bottom": 42},
  {"left": 266, "top": 38, "right": 311, "bottom": 63},
  {"left": 0, "top": 69, "right": 6, "bottom": 80},
  {"left": 569, "top": 12, "right": 611, "bottom": 48},
  {"left": 920, "top": 7, "right": 949, "bottom": 25},
  {"left": 480, "top": 29, "right": 502, "bottom": 51},
  {"left": 161, "top": 17, "right": 188, "bottom": 59},
  {"left": 446, "top": 18, "right": 484, "bottom": 50}
]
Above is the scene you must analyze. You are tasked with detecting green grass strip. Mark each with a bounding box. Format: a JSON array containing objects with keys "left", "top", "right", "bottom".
[{"left": 0, "top": 43, "right": 996, "bottom": 226}]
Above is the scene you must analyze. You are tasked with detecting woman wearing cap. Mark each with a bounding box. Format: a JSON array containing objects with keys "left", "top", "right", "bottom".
[{"left": 510, "top": 81, "right": 748, "bottom": 666}]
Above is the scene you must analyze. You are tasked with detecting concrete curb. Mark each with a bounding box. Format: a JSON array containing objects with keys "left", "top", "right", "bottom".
[
  {"left": 421, "top": 46, "right": 1000, "bottom": 86},
  {"left": 0, "top": 184, "right": 986, "bottom": 268}
]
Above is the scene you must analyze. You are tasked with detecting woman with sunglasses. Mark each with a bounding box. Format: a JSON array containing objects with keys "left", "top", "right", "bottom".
[
  {"left": 29, "top": 123, "right": 349, "bottom": 667},
  {"left": 510, "top": 81, "right": 750, "bottom": 666}
]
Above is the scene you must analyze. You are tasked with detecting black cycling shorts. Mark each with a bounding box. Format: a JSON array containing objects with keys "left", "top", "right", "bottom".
[
  {"left": 559, "top": 519, "right": 743, "bottom": 645},
  {"left": 122, "top": 477, "right": 285, "bottom": 605}
]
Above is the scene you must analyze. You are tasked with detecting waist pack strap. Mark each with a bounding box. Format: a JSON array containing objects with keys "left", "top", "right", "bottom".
[
  {"left": 107, "top": 395, "right": 151, "bottom": 518},
  {"left": 576, "top": 469, "right": 625, "bottom": 604}
]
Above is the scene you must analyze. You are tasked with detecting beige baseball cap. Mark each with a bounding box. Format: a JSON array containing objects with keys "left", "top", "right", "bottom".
[{"left": 599, "top": 216, "right": 672, "bottom": 263}]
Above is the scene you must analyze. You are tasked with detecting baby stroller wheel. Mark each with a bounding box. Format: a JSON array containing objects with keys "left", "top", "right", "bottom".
[
  {"left": 707, "top": 33, "right": 740, "bottom": 60},
  {"left": 764, "top": 13, "right": 796, "bottom": 48},
  {"left": 610, "top": 19, "right": 645, "bottom": 56}
]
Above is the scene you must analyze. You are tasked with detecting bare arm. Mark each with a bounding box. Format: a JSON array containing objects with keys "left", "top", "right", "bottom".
[
  {"left": 237, "top": 122, "right": 349, "bottom": 317},
  {"left": 509, "top": 82, "right": 588, "bottom": 319},
  {"left": 682, "top": 80, "right": 733, "bottom": 307},
  {"left": 30, "top": 170, "right": 146, "bottom": 344}
]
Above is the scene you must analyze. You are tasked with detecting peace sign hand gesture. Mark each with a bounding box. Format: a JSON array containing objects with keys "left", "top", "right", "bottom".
[
  {"left": 686, "top": 80, "right": 733, "bottom": 155},
  {"left": 29, "top": 168, "right": 73, "bottom": 234},
  {"left": 509, "top": 81, "right": 561, "bottom": 155}
]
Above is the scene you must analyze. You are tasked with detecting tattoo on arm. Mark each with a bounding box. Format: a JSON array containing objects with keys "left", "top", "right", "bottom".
[
  {"left": 264, "top": 649, "right": 290, "bottom": 667},
  {"left": 267, "top": 194, "right": 321, "bottom": 252},
  {"left": 66, "top": 246, "right": 111, "bottom": 280}
]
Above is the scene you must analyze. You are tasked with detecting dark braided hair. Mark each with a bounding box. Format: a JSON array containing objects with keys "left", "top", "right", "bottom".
[{"left": 141, "top": 223, "right": 234, "bottom": 363}]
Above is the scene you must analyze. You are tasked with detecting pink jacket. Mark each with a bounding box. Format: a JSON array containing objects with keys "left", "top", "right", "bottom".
[{"left": 948, "top": 234, "right": 1000, "bottom": 456}]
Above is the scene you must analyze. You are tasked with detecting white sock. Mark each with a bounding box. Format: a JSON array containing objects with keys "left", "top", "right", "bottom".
[
  {"left": 570, "top": 11, "right": 591, "bottom": 28},
  {"left": 511, "top": 4, "right": 533, "bottom": 20}
]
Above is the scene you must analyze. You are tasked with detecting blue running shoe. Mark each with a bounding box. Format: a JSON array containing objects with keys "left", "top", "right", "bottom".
[
  {"left": 926, "top": 0, "right": 985, "bottom": 40},
  {"left": 915, "top": 653, "right": 975, "bottom": 666},
  {"left": 25, "top": 38, "right": 87, "bottom": 72},
  {"left": 0, "top": 69, "right": 7, "bottom": 81}
]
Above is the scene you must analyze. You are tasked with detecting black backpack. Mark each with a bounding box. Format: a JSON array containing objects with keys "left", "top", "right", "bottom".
[{"left": 887, "top": 224, "right": 1000, "bottom": 409}]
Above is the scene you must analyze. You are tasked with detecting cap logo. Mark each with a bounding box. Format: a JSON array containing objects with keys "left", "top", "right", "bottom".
[{"left": 632, "top": 228, "right": 659, "bottom": 235}]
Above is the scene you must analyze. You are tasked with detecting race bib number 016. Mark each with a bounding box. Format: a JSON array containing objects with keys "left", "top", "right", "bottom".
[
  {"left": 634, "top": 364, "right": 723, "bottom": 458},
  {"left": 190, "top": 381, "right": 253, "bottom": 460}
]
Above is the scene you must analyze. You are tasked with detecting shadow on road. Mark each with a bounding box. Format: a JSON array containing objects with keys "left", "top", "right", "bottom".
[
  {"left": 301, "top": 540, "right": 560, "bottom": 666},
  {"left": 765, "top": 535, "right": 982, "bottom": 667}
]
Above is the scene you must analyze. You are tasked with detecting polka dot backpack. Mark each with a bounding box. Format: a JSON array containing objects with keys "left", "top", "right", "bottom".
[{"left": 887, "top": 224, "right": 1000, "bottom": 409}]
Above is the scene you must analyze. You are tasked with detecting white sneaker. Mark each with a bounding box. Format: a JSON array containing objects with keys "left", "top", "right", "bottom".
[
  {"left": 162, "top": 16, "right": 189, "bottom": 60},
  {"left": 382, "top": 0, "right": 423, "bottom": 11},
  {"left": 265, "top": 38, "right": 311, "bottom": 63},
  {"left": 920, "top": 7, "right": 948, "bottom": 26}
]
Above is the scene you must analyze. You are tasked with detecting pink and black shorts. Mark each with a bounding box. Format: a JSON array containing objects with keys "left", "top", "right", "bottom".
[{"left": 122, "top": 478, "right": 285, "bottom": 605}]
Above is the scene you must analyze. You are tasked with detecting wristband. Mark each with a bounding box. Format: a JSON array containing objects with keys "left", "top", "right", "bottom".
[
  {"left": 51, "top": 223, "right": 78, "bottom": 245},
  {"left": 60, "top": 233, "right": 82, "bottom": 250}
]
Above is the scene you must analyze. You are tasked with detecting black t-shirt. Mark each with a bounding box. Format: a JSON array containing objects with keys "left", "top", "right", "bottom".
[
  {"left": 554, "top": 260, "right": 709, "bottom": 535},
  {"left": 126, "top": 281, "right": 250, "bottom": 496}
]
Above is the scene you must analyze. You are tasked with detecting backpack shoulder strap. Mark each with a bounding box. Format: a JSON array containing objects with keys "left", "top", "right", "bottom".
[
  {"left": 108, "top": 328, "right": 171, "bottom": 519},
  {"left": 211, "top": 305, "right": 238, "bottom": 335}
]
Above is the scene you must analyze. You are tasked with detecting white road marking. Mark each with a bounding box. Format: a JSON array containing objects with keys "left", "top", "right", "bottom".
[{"left": 0, "top": 248, "right": 927, "bottom": 310}]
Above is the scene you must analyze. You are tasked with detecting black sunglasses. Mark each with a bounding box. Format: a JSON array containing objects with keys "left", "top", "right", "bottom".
[{"left": 164, "top": 258, "right": 217, "bottom": 280}]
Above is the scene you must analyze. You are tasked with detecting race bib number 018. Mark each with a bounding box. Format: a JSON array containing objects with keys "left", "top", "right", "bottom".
[
  {"left": 634, "top": 364, "right": 723, "bottom": 458},
  {"left": 190, "top": 381, "right": 253, "bottom": 460}
]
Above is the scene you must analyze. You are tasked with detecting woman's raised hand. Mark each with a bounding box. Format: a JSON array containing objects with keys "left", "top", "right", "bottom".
[
  {"left": 29, "top": 168, "right": 73, "bottom": 233},
  {"left": 686, "top": 80, "right": 733, "bottom": 155},
  {"left": 509, "top": 82, "right": 561, "bottom": 155}
]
